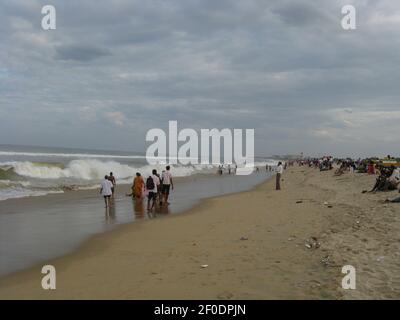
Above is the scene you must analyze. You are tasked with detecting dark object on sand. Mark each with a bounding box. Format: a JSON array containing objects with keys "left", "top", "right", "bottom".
[
  {"left": 370, "top": 166, "right": 398, "bottom": 192},
  {"left": 305, "top": 237, "right": 320, "bottom": 249}
]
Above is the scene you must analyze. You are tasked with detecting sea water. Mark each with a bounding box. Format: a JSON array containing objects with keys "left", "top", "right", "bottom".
[{"left": 0, "top": 144, "right": 277, "bottom": 276}]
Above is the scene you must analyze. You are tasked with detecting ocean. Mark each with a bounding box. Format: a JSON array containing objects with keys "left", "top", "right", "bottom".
[
  {"left": 0, "top": 145, "right": 278, "bottom": 276},
  {"left": 0, "top": 144, "right": 277, "bottom": 202}
]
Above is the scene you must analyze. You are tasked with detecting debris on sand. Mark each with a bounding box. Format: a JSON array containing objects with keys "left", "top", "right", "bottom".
[
  {"left": 321, "top": 255, "right": 330, "bottom": 266},
  {"left": 240, "top": 236, "right": 248, "bottom": 241},
  {"left": 305, "top": 237, "right": 320, "bottom": 250}
]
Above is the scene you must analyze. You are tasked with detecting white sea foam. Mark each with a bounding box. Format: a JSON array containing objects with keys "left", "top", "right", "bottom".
[
  {"left": 0, "top": 179, "right": 31, "bottom": 188},
  {"left": 0, "top": 188, "right": 64, "bottom": 201},
  {"left": 0, "top": 150, "right": 148, "bottom": 159},
  {"left": 0, "top": 158, "right": 278, "bottom": 201},
  {"left": 0, "top": 159, "right": 214, "bottom": 180}
]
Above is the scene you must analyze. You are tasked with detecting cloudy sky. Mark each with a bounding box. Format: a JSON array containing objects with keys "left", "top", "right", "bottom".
[{"left": 0, "top": 0, "right": 399, "bottom": 157}]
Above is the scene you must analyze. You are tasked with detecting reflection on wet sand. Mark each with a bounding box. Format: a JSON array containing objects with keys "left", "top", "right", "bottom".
[
  {"left": 133, "top": 198, "right": 145, "bottom": 219},
  {"left": 105, "top": 205, "right": 116, "bottom": 224},
  {"left": 0, "top": 172, "right": 271, "bottom": 276},
  {"left": 105, "top": 196, "right": 171, "bottom": 223},
  {"left": 155, "top": 204, "right": 170, "bottom": 216},
  {"left": 130, "top": 197, "right": 171, "bottom": 220}
]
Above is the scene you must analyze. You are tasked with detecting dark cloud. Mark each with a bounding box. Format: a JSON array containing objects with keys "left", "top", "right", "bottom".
[
  {"left": 272, "top": 2, "right": 331, "bottom": 27},
  {"left": 55, "top": 44, "right": 111, "bottom": 61},
  {"left": 0, "top": 0, "right": 399, "bottom": 156}
]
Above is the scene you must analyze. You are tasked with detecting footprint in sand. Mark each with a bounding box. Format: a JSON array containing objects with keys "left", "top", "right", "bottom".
[{"left": 217, "top": 292, "right": 234, "bottom": 299}]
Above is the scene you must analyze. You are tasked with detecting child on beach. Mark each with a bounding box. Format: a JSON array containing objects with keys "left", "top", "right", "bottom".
[{"left": 100, "top": 175, "right": 113, "bottom": 208}]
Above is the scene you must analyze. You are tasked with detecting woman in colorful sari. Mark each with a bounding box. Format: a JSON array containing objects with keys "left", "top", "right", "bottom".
[{"left": 132, "top": 172, "right": 144, "bottom": 199}]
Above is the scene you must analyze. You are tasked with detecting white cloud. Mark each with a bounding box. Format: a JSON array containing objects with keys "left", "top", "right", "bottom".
[{"left": 105, "top": 111, "right": 126, "bottom": 127}]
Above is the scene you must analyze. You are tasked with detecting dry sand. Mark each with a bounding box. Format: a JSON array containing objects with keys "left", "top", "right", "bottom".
[{"left": 0, "top": 166, "right": 399, "bottom": 299}]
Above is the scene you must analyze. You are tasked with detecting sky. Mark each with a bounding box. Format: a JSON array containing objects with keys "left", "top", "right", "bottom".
[{"left": 0, "top": 0, "right": 399, "bottom": 158}]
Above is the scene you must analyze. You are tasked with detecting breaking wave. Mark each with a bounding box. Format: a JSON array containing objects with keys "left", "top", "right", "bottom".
[
  {"left": 0, "top": 159, "right": 210, "bottom": 180},
  {"left": 0, "top": 158, "right": 277, "bottom": 201}
]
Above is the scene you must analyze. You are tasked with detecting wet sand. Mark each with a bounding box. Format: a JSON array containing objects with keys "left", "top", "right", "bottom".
[
  {"left": 0, "top": 166, "right": 399, "bottom": 299},
  {"left": 0, "top": 172, "right": 270, "bottom": 276}
]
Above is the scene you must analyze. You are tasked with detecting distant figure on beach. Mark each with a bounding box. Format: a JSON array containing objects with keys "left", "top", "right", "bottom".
[
  {"left": 276, "top": 162, "right": 283, "bottom": 190},
  {"left": 146, "top": 171, "right": 160, "bottom": 211},
  {"left": 108, "top": 172, "right": 116, "bottom": 196},
  {"left": 367, "top": 161, "right": 375, "bottom": 175},
  {"left": 161, "top": 166, "right": 174, "bottom": 205},
  {"left": 228, "top": 164, "right": 231, "bottom": 174},
  {"left": 218, "top": 165, "right": 223, "bottom": 175},
  {"left": 100, "top": 175, "right": 113, "bottom": 207}
]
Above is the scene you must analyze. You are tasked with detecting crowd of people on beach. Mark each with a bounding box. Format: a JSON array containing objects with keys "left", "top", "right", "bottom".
[
  {"left": 99, "top": 166, "right": 174, "bottom": 211},
  {"left": 97, "top": 154, "right": 398, "bottom": 211},
  {"left": 99, "top": 161, "right": 289, "bottom": 211},
  {"left": 217, "top": 163, "right": 238, "bottom": 175},
  {"left": 298, "top": 155, "right": 400, "bottom": 202}
]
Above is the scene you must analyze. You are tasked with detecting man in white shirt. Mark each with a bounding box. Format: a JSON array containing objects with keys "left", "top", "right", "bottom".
[
  {"left": 100, "top": 175, "right": 114, "bottom": 208},
  {"left": 161, "top": 165, "right": 174, "bottom": 205},
  {"left": 276, "top": 162, "right": 283, "bottom": 190}
]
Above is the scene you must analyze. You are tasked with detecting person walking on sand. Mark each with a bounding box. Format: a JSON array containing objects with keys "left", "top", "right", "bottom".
[
  {"left": 100, "top": 175, "right": 114, "bottom": 207},
  {"left": 146, "top": 170, "right": 160, "bottom": 211},
  {"left": 276, "top": 162, "right": 283, "bottom": 190},
  {"left": 161, "top": 165, "right": 174, "bottom": 205}
]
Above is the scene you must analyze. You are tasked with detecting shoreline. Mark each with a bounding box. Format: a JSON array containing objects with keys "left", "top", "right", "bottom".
[
  {"left": 0, "top": 166, "right": 332, "bottom": 299},
  {"left": 0, "top": 171, "right": 272, "bottom": 277},
  {"left": 1, "top": 166, "right": 399, "bottom": 299}
]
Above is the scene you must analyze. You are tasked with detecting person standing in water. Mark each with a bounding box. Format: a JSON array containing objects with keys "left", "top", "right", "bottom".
[
  {"left": 146, "top": 170, "right": 160, "bottom": 211},
  {"left": 153, "top": 169, "right": 162, "bottom": 204},
  {"left": 161, "top": 165, "right": 174, "bottom": 205},
  {"left": 100, "top": 175, "right": 113, "bottom": 208},
  {"left": 108, "top": 172, "right": 116, "bottom": 196},
  {"left": 127, "top": 172, "right": 144, "bottom": 199},
  {"left": 276, "top": 162, "right": 283, "bottom": 190}
]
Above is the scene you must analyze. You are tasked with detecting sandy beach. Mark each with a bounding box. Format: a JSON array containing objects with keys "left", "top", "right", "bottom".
[{"left": 0, "top": 166, "right": 399, "bottom": 299}]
